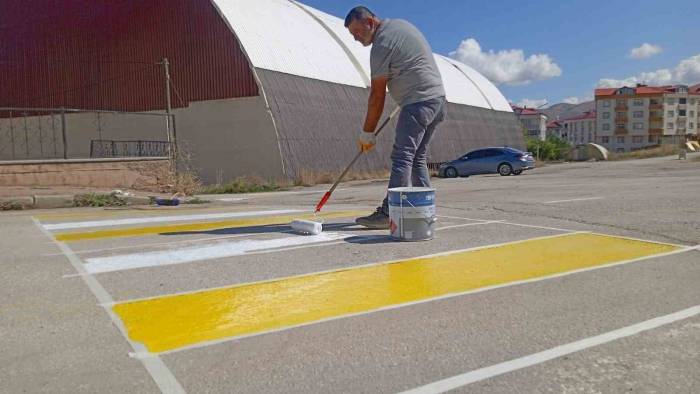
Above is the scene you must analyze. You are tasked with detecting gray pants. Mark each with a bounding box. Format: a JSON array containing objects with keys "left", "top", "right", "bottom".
[{"left": 381, "top": 96, "right": 446, "bottom": 214}]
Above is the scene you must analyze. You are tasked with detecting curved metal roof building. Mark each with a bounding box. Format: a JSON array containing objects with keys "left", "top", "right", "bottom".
[{"left": 1, "top": 0, "right": 524, "bottom": 182}]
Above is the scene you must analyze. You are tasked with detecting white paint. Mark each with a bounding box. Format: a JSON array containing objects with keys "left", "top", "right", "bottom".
[
  {"left": 31, "top": 218, "right": 186, "bottom": 394},
  {"left": 436, "top": 215, "right": 494, "bottom": 222},
  {"left": 398, "top": 304, "right": 700, "bottom": 394},
  {"left": 544, "top": 197, "right": 604, "bottom": 204},
  {"left": 498, "top": 221, "right": 578, "bottom": 233},
  {"left": 149, "top": 243, "right": 696, "bottom": 357},
  {"left": 84, "top": 232, "right": 353, "bottom": 274},
  {"left": 42, "top": 209, "right": 301, "bottom": 230},
  {"left": 217, "top": 197, "right": 250, "bottom": 202},
  {"left": 435, "top": 220, "right": 504, "bottom": 231}
]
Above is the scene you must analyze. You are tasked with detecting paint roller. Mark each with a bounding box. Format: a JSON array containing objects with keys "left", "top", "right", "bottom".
[{"left": 291, "top": 106, "right": 401, "bottom": 235}]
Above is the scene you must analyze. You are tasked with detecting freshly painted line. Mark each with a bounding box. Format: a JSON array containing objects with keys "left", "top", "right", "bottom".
[
  {"left": 30, "top": 218, "right": 185, "bottom": 394},
  {"left": 398, "top": 305, "right": 700, "bottom": 394},
  {"left": 435, "top": 215, "right": 494, "bottom": 222},
  {"left": 112, "top": 233, "right": 679, "bottom": 353},
  {"left": 498, "top": 221, "right": 578, "bottom": 233},
  {"left": 62, "top": 221, "right": 504, "bottom": 278},
  {"left": 54, "top": 210, "right": 364, "bottom": 242},
  {"left": 43, "top": 209, "right": 301, "bottom": 230},
  {"left": 436, "top": 220, "right": 504, "bottom": 231},
  {"left": 217, "top": 197, "right": 249, "bottom": 202},
  {"left": 143, "top": 243, "right": 695, "bottom": 357},
  {"left": 544, "top": 197, "right": 604, "bottom": 204},
  {"left": 84, "top": 232, "right": 353, "bottom": 274}
]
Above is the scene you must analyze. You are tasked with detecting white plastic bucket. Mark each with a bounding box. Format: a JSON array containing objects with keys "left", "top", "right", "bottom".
[{"left": 388, "top": 187, "right": 437, "bottom": 241}]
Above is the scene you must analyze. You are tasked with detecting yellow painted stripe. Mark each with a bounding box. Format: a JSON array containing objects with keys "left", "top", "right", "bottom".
[
  {"left": 55, "top": 211, "right": 364, "bottom": 242},
  {"left": 113, "top": 233, "right": 678, "bottom": 353}
]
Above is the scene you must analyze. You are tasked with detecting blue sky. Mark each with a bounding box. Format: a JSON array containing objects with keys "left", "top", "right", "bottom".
[{"left": 302, "top": 0, "right": 700, "bottom": 107}]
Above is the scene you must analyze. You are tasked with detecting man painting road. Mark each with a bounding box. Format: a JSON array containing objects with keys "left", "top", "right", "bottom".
[{"left": 345, "top": 6, "right": 446, "bottom": 229}]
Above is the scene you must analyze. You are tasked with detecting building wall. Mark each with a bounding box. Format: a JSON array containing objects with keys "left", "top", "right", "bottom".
[{"left": 1, "top": 0, "right": 258, "bottom": 111}]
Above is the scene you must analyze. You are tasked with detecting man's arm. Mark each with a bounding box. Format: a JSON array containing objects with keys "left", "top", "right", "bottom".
[{"left": 363, "top": 75, "right": 388, "bottom": 133}]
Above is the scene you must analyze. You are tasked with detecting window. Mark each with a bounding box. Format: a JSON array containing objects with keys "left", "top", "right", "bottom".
[
  {"left": 679, "top": 109, "right": 686, "bottom": 116},
  {"left": 667, "top": 123, "right": 674, "bottom": 129},
  {"left": 602, "top": 136, "right": 610, "bottom": 143},
  {"left": 690, "top": 98, "right": 696, "bottom": 105},
  {"left": 602, "top": 123, "right": 610, "bottom": 131},
  {"left": 602, "top": 112, "right": 610, "bottom": 119},
  {"left": 616, "top": 112, "right": 625, "bottom": 118},
  {"left": 667, "top": 110, "right": 675, "bottom": 117},
  {"left": 633, "top": 99, "right": 643, "bottom": 106},
  {"left": 632, "top": 136, "right": 643, "bottom": 143},
  {"left": 648, "top": 135, "right": 658, "bottom": 143},
  {"left": 633, "top": 123, "right": 644, "bottom": 130},
  {"left": 691, "top": 111, "right": 695, "bottom": 117},
  {"left": 633, "top": 111, "right": 643, "bottom": 118},
  {"left": 616, "top": 99, "right": 625, "bottom": 106},
  {"left": 617, "top": 136, "right": 625, "bottom": 143},
  {"left": 691, "top": 122, "right": 695, "bottom": 128},
  {"left": 602, "top": 100, "right": 611, "bottom": 107},
  {"left": 679, "top": 98, "right": 687, "bottom": 104},
  {"left": 667, "top": 98, "right": 675, "bottom": 105},
  {"left": 616, "top": 124, "right": 625, "bottom": 129}
]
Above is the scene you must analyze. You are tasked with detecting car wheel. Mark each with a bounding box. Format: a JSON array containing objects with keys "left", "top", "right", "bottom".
[
  {"left": 512, "top": 169, "right": 523, "bottom": 175},
  {"left": 444, "top": 167, "right": 458, "bottom": 178},
  {"left": 498, "top": 163, "right": 513, "bottom": 176}
]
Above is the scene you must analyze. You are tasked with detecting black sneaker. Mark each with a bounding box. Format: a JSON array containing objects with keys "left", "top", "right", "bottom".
[{"left": 356, "top": 207, "right": 390, "bottom": 229}]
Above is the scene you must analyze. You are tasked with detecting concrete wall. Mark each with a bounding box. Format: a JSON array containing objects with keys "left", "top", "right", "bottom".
[
  {"left": 172, "top": 96, "right": 283, "bottom": 184},
  {"left": 0, "top": 158, "right": 170, "bottom": 191}
]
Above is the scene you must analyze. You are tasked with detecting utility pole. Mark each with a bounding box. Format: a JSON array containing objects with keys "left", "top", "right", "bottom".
[{"left": 161, "top": 58, "right": 173, "bottom": 145}]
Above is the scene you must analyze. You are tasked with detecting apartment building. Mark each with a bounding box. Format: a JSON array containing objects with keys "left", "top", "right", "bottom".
[
  {"left": 595, "top": 84, "right": 700, "bottom": 152},
  {"left": 512, "top": 105, "right": 548, "bottom": 141},
  {"left": 547, "top": 110, "right": 596, "bottom": 145}
]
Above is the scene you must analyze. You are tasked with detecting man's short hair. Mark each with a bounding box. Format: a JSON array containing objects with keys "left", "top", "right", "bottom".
[{"left": 344, "top": 6, "right": 376, "bottom": 27}]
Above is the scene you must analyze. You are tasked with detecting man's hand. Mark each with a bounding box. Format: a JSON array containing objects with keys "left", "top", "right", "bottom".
[{"left": 358, "top": 130, "right": 377, "bottom": 152}]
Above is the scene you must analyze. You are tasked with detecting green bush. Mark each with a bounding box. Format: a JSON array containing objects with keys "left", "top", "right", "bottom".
[
  {"left": 201, "top": 177, "right": 285, "bottom": 194},
  {"left": 526, "top": 136, "right": 571, "bottom": 161}
]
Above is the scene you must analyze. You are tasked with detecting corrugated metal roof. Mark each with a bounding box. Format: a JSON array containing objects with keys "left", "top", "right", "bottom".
[
  {"left": 212, "top": 0, "right": 513, "bottom": 112},
  {"left": 212, "top": 0, "right": 366, "bottom": 87},
  {"left": 434, "top": 55, "right": 490, "bottom": 108},
  {"left": 443, "top": 57, "right": 513, "bottom": 112}
]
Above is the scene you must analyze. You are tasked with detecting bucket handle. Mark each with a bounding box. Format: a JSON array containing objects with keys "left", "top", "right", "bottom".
[{"left": 401, "top": 195, "right": 438, "bottom": 225}]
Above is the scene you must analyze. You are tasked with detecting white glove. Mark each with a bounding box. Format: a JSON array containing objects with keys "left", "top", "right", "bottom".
[{"left": 358, "top": 130, "right": 377, "bottom": 152}]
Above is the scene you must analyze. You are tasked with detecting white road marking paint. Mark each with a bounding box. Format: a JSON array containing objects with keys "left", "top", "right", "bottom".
[
  {"left": 498, "top": 221, "right": 578, "bottom": 233},
  {"left": 217, "top": 197, "right": 249, "bottom": 202},
  {"left": 146, "top": 243, "right": 696, "bottom": 357},
  {"left": 42, "top": 209, "right": 302, "bottom": 230},
  {"left": 31, "top": 218, "right": 185, "bottom": 394},
  {"left": 398, "top": 304, "right": 700, "bottom": 394},
  {"left": 436, "top": 215, "right": 494, "bottom": 222},
  {"left": 84, "top": 232, "right": 353, "bottom": 274},
  {"left": 544, "top": 197, "right": 604, "bottom": 204},
  {"left": 435, "top": 220, "right": 505, "bottom": 231}
]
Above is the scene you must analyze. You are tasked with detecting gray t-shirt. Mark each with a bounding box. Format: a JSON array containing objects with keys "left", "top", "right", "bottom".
[{"left": 370, "top": 19, "right": 445, "bottom": 107}]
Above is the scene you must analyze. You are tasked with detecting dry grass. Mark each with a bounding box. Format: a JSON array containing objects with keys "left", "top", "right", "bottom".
[
  {"left": 154, "top": 142, "right": 203, "bottom": 196},
  {"left": 608, "top": 145, "right": 680, "bottom": 161},
  {"left": 291, "top": 168, "right": 390, "bottom": 187},
  {"left": 201, "top": 176, "right": 284, "bottom": 194}
]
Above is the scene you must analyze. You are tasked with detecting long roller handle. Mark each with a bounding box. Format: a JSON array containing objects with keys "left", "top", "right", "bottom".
[{"left": 314, "top": 106, "right": 401, "bottom": 213}]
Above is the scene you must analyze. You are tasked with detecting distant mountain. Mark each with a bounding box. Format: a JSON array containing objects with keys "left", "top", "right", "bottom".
[{"left": 542, "top": 101, "right": 595, "bottom": 121}]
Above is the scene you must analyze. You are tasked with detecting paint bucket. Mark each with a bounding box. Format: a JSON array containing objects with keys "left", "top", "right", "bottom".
[{"left": 388, "top": 187, "right": 437, "bottom": 241}]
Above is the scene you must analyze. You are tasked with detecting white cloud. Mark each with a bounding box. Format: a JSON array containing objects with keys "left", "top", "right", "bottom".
[
  {"left": 562, "top": 95, "right": 593, "bottom": 104},
  {"left": 629, "top": 43, "right": 663, "bottom": 59},
  {"left": 449, "top": 38, "right": 562, "bottom": 86},
  {"left": 597, "top": 54, "right": 700, "bottom": 87},
  {"left": 515, "top": 98, "right": 548, "bottom": 108}
]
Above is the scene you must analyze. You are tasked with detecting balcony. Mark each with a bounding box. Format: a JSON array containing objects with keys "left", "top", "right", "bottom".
[
  {"left": 615, "top": 116, "right": 628, "bottom": 122},
  {"left": 648, "top": 115, "right": 663, "bottom": 122},
  {"left": 649, "top": 103, "right": 663, "bottom": 110},
  {"left": 615, "top": 104, "right": 628, "bottom": 111},
  {"left": 614, "top": 126, "right": 628, "bottom": 135},
  {"left": 649, "top": 128, "right": 663, "bottom": 135}
]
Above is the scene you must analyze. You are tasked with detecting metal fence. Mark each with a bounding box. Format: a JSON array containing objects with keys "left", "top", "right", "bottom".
[{"left": 0, "top": 107, "right": 175, "bottom": 161}]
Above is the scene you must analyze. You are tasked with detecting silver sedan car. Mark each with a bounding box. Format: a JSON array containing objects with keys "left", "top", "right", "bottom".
[{"left": 438, "top": 147, "right": 535, "bottom": 177}]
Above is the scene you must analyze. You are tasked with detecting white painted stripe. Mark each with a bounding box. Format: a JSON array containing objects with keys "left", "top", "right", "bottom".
[
  {"left": 42, "top": 209, "right": 301, "bottom": 230},
  {"left": 84, "top": 232, "right": 353, "bottom": 274},
  {"left": 435, "top": 215, "right": 494, "bottom": 222},
  {"left": 544, "top": 197, "right": 604, "bottom": 204},
  {"left": 217, "top": 197, "right": 249, "bottom": 202},
  {"left": 398, "top": 305, "right": 700, "bottom": 394},
  {"left": 146, "top": 245, "right": 696, "bottom": 357},
  {"left": 498, "top": 221, "right": 578, "bottom": 233},
  {"left": 435, "top": 220, "right": 504, "bottom": 231},
  {"left": 31, "top": 218, "right": 186, "bottom": 394}
]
